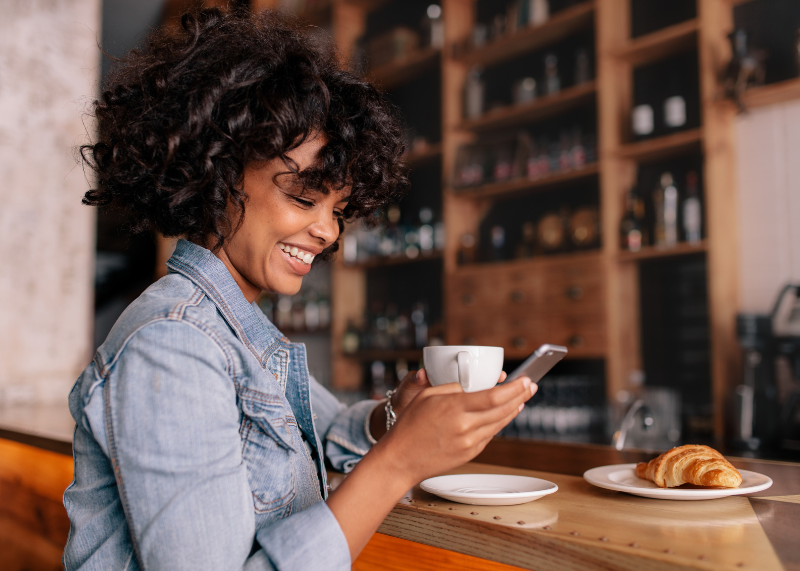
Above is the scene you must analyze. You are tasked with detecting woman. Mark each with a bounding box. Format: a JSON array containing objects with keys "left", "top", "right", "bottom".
[{"left": 64, "top": 8, "right": 535, "bottom": 570}]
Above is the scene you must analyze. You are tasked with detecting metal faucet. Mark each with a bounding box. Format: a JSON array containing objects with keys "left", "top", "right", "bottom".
[{"left": 613, "top": 398, "right": 655, "bottom": 450}]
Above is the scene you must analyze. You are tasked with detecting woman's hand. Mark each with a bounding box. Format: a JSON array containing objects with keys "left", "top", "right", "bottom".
[
  {"left": 374, "top": 372, "right": 536, "bottom": 489},
  {"left": 329, "top": 370, "right": 535, "bottom": 560},
  {"left": 368, "top": 368, "right": 431, "bottom": 440}
]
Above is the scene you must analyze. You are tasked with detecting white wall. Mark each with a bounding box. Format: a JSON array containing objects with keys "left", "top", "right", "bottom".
[
  {"left": 0, "top": 0, "right": 102, "bottom": 405},
  {"left": 736, "top": 98, "right": 800, "bottom": 314}
]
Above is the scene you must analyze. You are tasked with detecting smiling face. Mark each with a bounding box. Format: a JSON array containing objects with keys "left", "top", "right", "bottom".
[{"left": 212, "top": 135, "right": 349, "bottom": 302}]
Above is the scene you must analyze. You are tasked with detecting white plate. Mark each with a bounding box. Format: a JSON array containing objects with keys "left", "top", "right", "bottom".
[
  {"left": 420, "top": 473, "right": 558, "bottom": 506},
  {"left": 583, "top": 463, "right": 773, "bottom": 500}
]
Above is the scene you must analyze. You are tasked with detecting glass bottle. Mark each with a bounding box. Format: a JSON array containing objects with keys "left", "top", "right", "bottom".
[
  {"left": 663, "top": 66, "right": 687, "bottom": 131},
  {"left": 342, "top": 320, "right": 360, "bottom": 354},
  {"left": 464, "top": 66, "right": 485, "bottom": 119},
  {"left": 682, "top": 170, "right": 702, "bottom": 243},
  {"left": 544, "top": 53, "right": 560, "bottom": 95},
  {"left": 620, "top": 187, "right": 643, "bottom": 252},
  {"left": 653, "top": 172, "right": 679, "bottom": 247}
]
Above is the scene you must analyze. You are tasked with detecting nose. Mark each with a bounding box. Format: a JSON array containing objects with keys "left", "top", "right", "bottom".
[{"left": 308, "top": 208, "right": 340, "bottom": 246}]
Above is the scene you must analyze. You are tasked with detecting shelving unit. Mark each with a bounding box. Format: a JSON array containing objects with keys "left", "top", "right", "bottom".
[
  {"left": 367, "top": 46, "right": 441, "bottom": 91},
  {"left": 251, "top": 0, "right": 771, "bottom": 443},
  {"left": 452, "top": 163, "right": 599, "bottom": 200},
  {"left": 456, "top": 1, "right": 595, "bottom": 67},
  {"left": 615, "top": 19, "right": 698, "bottom": 65},
  {"left": 617, "top": 240, "right": 708, "bottom": 262},
  {"left": 460, "top": 80, "right": 597, "bottom": 131}
]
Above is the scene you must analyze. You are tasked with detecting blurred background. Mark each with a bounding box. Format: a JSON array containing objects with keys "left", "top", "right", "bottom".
[
  {"left": 1, "top": 0, "right": 800, "bottom": 568},
  {"left": 2, "top": 0, "right": 800, "bottom": 481}
]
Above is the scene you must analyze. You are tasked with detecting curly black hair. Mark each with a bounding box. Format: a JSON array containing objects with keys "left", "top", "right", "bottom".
[{"left": 81, "top": 7, "right": 408, "bottom": 258}]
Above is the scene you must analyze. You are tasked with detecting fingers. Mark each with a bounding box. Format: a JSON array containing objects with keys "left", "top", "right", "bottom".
[
  {"left": 462, "top": 376, "right": 534, "bottom": 412},
  {"left": 413, "top": 369, "right": 432, "bottom": 387}
]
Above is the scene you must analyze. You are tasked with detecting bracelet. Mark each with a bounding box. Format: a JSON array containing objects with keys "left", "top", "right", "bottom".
[{"left": 385, "top": 389, "right": 397, "bottom": 432}]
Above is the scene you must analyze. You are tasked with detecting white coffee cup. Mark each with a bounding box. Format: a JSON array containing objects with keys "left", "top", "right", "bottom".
[{"left": 423, "top": 346, "right": 504, "bottom": 393}]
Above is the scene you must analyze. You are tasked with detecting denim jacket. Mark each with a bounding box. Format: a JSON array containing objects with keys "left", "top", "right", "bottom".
[{"left": 63, "top": 240, "right": 377, "bottom": 570}]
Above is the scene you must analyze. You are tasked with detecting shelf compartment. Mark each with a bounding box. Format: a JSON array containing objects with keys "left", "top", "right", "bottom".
[
  {"left": 618, "top": 240, "right": 707, "bottom": 262},
  {"left": 367, "top": 46, "right": 441, "bottom": 92},
  {"left": 616, "top": 19, "right": 699, "bottom": 67},
  {"left": 618, "top": 128, "right": 703, "bottom": 162},
  {"left": 453, "top": 250, "right": 603, "bottom": 275},
  {"left": 451, "top": 163, "right": 599, "bottom": 200},
  {"left": 348, "top": 349, "right": 424, "bottom": 362},
  {"left": 344, "top": 250, "right": 443, "bottom": 270},
  {"left": 457, "top": 1, "right": 595, "bottom": 68},
  {"left": 404, "top": 142, "right": 442, "bottom": 167},
  {"left": 741, "top": 77, "right": 800, "bottom": 110},
  {"left": 460, "top": 81, "right": 596, "bottom": 132}
]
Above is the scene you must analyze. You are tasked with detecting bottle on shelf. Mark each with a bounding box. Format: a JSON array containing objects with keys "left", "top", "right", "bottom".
[
  {"left": 574, "top": 48, "right": 591, "bottom": 85},
  {"left": 632, "top": 76, "right": 654, "bottom": 139},
  {"left": 529, "top": 0, "right": 549, "bottom": 27},
  {"left": 515, "top": 221, "right": 537, "bottom": 258},
  {"left": 464, "top": 66, "right": 485, "bottom": 119},
  {"left": 411, "top": 302, "right": 429, "bottom": 348},
  {"left": 370, "top": 360, "right": 387, "bottom": 399},
  {"left": 569, "top": 126, "right": 586, "bottom": 169},
  {"left": 342, "top": 320, "right": 360, "bottom": 354},
  {"left": 619, "top": 186, "right": 646, "bottom": 252},
  {"left": 512, "top": 77, "right": 537, "bottom": 105},
  {"left": 653, "top": 172, "right": 679, "bottom": 248},
  {"left": 421, "top": 4, "right": 444, "bottom": 49},
  {"left": 682, "top": 170, "right": 702, "bottom": 244},
  {"left": 276, "top": 295, "right": 293, "bottom": 330},
  {"left": 544, "top": 53, "right": 560, "bottom": 95},
  {"left": 304, "top": 290, "right": 320, "bottom": 331},
  {"left": 663, "top": 66, "right": 687, "bottom": 131},
  {"left": 490, "top": 225, "right": 506, "bottom": 261}
]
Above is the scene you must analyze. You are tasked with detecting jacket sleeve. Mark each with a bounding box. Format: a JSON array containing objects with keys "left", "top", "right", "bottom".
[
  {"left": 307, "top": 376, "right": 381, "bottom": 473},
  {"left": 104, "top": 319, "right": 350, "bottom": 571}
]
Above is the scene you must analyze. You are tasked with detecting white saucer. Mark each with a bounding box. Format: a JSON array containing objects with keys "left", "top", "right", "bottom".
[
  {"left": 583, "top": 463, "right": 773, "bottom": 500},
  {"left": 420, "top": 474, "right": 558, "bottom": 506}
]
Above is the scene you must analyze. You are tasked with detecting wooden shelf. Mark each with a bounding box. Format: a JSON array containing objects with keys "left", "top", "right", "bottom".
[
  {"left": 344, "top": 250, "right": 443, "bottom": 270},
  {"left": 741, "top": 77, "right": 800, "bottom": 110},
  {"left": 460, "top": 81, "right": 596, "bottom": 132},
  {"left": 617, "top": 241, "right": 707, "bottom": 262},
  {"left": 348, "top": 349, "right": 424, "bottom": 362},
  {"left": 452, "top": 163, "right": 599, "bottom": 200},
  {"left": 367, "top": 47, "right": 441, "bottom": 92},
  {"left": 457, "top": 1, "right": 595, "bottom": 68},
  {"left": 454, "top": 249, "right": 602, "bottom": 274},
  {"left": 616, "top": 19, "right": 698, "bottom": 67},
  {"left": 618, "top": 128, "right": 703, "bottom": 162},
  {"left": 404, "top": 142, "right": 442, "bottom": 167}
]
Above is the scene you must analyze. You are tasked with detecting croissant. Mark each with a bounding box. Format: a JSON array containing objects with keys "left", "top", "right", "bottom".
[{"left": 635, "top": 444, "right": 742, "bottom": 488}]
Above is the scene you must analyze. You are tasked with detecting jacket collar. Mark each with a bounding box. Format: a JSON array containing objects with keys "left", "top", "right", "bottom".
[{"left": 166, "top": 239, "right": 286, "bottom": 365}]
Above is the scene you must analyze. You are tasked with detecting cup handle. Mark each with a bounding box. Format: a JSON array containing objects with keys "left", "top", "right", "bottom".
[{"left": 457, "top": 351, "right": 471, "bottom": 392}]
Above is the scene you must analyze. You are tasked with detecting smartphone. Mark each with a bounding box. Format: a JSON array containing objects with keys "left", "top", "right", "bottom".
[{"left": 506, "top": 344, "right": 568, "bottom": 384}]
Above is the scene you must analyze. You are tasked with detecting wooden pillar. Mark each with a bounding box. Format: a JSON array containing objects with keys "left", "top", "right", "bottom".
[{"left": 697, "top": 0, "right": 739, "bottom": 442}]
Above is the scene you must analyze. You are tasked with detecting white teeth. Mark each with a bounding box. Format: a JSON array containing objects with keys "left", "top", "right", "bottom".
[{"left": 278, "top": 243, "right": 314, "bottom": 264}]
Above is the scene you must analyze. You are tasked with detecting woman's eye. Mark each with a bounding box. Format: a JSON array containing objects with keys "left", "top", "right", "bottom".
[
  {"left": 333, "top": 210, "right": 344, "bottom": 218},
  {"left": 292, "top": 196, "right": 315, "bottom": 208}
]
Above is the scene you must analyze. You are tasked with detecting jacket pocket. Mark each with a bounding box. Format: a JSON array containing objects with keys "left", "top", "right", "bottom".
[{"left": 240, "top": 395, "right": 297, "bottom": 514}]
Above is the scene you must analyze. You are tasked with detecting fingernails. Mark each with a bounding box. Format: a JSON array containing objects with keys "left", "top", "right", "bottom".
[
  {"left": 530, "top": 383, "right": 538, "bottom": 397},
  {"left": 416, "top": 370, "right": 422, "bottom": 381},
  {"left": 518, "top": 403, "right": 524, "bottom": 412},
  {"left": 521, "top": 377, "right": 532, "bottom": 389}
]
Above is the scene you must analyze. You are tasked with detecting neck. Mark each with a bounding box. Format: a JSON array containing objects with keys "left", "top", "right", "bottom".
[{"left": 210, "top": 243, "right": 262, "bottom": 304}]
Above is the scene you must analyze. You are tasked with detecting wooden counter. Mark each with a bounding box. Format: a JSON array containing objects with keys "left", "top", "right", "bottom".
[
  {"left": 354, "top": 439, "right": 800, "bottom": 571},
  {"left": 1, "top": 412, "right": 798, "bottom": 571}
]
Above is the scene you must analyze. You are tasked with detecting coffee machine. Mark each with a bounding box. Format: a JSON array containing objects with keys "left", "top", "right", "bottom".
[
  {"left": 731, "top": 285, "right": 800, "bottom": 455},
  {"left": 772, "top": 285, "right": 800, "bottom": 452}
]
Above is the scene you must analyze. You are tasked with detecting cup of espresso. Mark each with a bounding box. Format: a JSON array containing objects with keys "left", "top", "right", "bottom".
[{"left": 423, "top": 346, "right": 504, "bottom": 393}]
